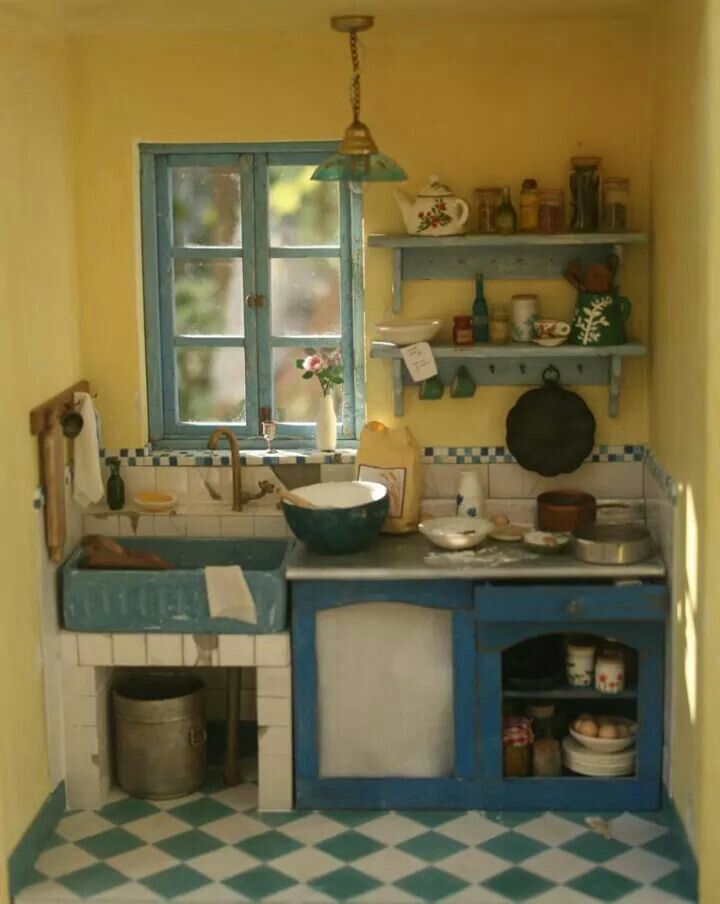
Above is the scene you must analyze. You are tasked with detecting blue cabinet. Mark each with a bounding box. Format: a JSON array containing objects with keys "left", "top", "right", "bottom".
[{"left": 291, "top": 579, "right": 667, "bottom": 811}]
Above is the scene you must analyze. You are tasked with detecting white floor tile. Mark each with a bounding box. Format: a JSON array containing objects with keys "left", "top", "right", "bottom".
[
  {"left": 106, "top": 845, "right": 178, "bottom": 879},
  {"left": 16, "top": 879, "right": 81, "bottom": 901},
  {"left": 442, "top": 887, "right": 508, "bottom": 904},
  {"left": 262, "top": 884, "right": 333, "bottom": 903},
  {"left": 521, "top": 847, "right": 595, "bottom": 883},
  {"left": 530, "top": 889, "right": 599, "bottom": 903},
  {"left": 618, "top": 888, "right": 690, "bottom": 903},
  {"left": 604, "top": 848, "right": 678, "bottom": 883},
  {"left": 608, "top": 814, "right": 668, "bottom": 846},
  {"left": 353, "top": 814, "right": 427, "bottom": 846},
  {"left": 435, "top": 812, "right": 507, "bottom": 846},
  {"left": 94, "top": 883, "right": 162, "bottom": 901},
  {"left": 187, "top": 847, "right": 260, "bottom": 881},
  {"left": 276, "top": 814, "right": 348, "bottom": 846},
  {"left": 122, "top": 812, "right": 189, "bottom": 843},
  {"left": 209, "top": 784, "right": 258, "bottom": 812},
  {"left": 271, "top": 847, "right": 345, "bottom": 882},
  {"left": 35, "top": 843, "right": 98, "bottom": 878},
  {"left": 344, "top": 848, "right": 425, "bottom": 884},
  {"left": 514, "top": 812, "right": 587, "bottom": 846},
  {"left": 353, "top": 887, "right": 422, "bottom": 904},
  {"left": 55, "top": 811, "right": 113, "bottom": 842},
  {"left": 201, "top": 812, "right": 268, "bottom": 844},
  {"left": 432, "top": 847, "right": 508, "bottom": 883},
  {"left": 176, "top": 882, "right": 243, "bottom": 902}
]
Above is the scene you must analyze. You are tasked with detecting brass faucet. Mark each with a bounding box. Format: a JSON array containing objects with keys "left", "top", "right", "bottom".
[{"left": 207, "top": 428, "right": 275, "bottom": 512}]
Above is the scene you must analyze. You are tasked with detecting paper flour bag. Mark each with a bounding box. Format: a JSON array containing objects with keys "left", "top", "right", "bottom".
[{"left": 355, "top": 421, "right": 421, "bottom": 534}]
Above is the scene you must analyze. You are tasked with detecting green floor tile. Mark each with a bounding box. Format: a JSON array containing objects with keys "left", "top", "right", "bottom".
[
  {"left": 397, "top": 810, "right": 464, "bottom": 828},
  {"left": 567, "top": 866, "right": 641, "bottom": 901},
  {"left": 480, "top": 830, "right": 549, "bottom": 864},
  {"left": 654, "top": 867, "right": 698, "bottom": 901},
  {"left": 156, "top": 829, "right": 224, "bottom": 861},
  {"left": 141, "top": 864, "right": 211, "bottom": 898},
  {"left": 397, "top": 831, "right": 466, "bottom": 863},
  {"left": 395, "top": 866, "right": 470, "bottom": 902},
  {"left": 99, "top": 797, "right": 159, "bottom": 826},
  {"left": 76, "top": 828, "right": 144, "bottom": 859},
  {"left": 168, "top": 797, "right": 235, "bottom": 827},
  {"left": 223, "top": 865, "right": 297, "bottom": 898},
  {"left": 321, "top": 810, "right": 381, "bottom": 828},
  {"left": 317, "top": 830, "right": 384, "bottom": 862},
  {"left": 309, "top": 865, "right": 382, "bottom": 899},
  {"left": 561, "top": 831, "right": 631, "bottom": 863},
  {"left": 57, "top": 863, "right": 128, "bottom": 897},
  {"left": 482, "top": 866, "right": 555, "bottom": 901},
  {"left": 235, "top": 829, "right": 302, "bottom": 861},
  {"left": 642, "top": 830, "right": 686, "bottom": 863},
  {"left": 490, "top": 811, "right": 546, "bottom": 829}
]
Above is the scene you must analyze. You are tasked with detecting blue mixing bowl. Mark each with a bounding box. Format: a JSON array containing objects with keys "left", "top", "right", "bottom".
[{"left": 281, "top": 481, "right": 389, "bottom": 555}]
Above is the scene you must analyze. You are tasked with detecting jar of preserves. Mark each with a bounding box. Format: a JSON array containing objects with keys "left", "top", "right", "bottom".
[
  {"left": 538, "top": 189, "right": 565, "bottom": 234},
  {"left": 519, "top": 178, "right": 539, "bottom": 232},
  {"left": 453, "top": 315, "right": 474, "bottom": 346},
  {"left": 503, "top": 716, "right": 533, "bottom": 777},
  {"left": 602, "top": 177, "right": 630, "bottom": 231},
  {"left": 532, "top": 738, "right": 562, "bottom": 777},
  {"left": 489, "top": 305, "right": 511, "bottom": 345},
  {"left": 473, "top": 187, "right": 503, "bottom": 234},
  {"left": 569, "top": 156, "right": 602, "bottom": 232}
]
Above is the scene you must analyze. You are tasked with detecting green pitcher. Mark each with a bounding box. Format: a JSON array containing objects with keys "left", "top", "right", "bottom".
[{"left": 570, "top": 292, "right": 631, "bottom": 346}]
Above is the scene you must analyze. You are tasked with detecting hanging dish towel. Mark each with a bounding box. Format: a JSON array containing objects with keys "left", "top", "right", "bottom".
[
  {"left": 204, "top": 566, "right": 258, "bottom": 624},
  {"left": 73, "top": 392, "right": 104, "bottom": 507}
]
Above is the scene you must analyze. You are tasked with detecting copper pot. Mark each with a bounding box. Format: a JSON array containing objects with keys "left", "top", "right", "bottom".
[{"left": 537, "top": 491, "right": 598, "bottom": 533}]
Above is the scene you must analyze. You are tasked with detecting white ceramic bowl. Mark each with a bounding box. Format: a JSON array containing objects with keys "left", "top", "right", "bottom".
[
  {"left": 283, "top": 480, "right": 387, "bottom": 509},
  {"left": 374, "top": 319, "right": 442, "bottom": 346},
  {"left": 419, "top": 516, "right": 494, "bottom": 550},
  {"left": 133, "top": 492, "right": 178, "bottom": 513},
  {"left": 569, "top": 717, "right": 637, "bottom": 753}
]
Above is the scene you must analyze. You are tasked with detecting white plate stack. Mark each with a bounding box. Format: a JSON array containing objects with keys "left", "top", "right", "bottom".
[{"left": 562, "top": 736, "right": 636, "bottom": 777}]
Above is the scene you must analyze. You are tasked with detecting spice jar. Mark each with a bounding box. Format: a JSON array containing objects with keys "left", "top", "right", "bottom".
[
  {"left": 527, "top": 703, "right": 557, "bottom": 740},
  {"left": 602, "top": 177, "right": 630, "bottom": 231},
  {"left": 489, "top": 305, "right": 511, "bottom": 345},
  {"left": 538, "top": 189, "right": 565, "bottom": 234},
  {"left": 519, "top": 178, "right": 539, "bottom": 232},
  {"left": 453, "top": 315, "right": 474, "bottom": 346},
  {"left": 532, "top": 738, "right": 562, "bottom": 777},
  {"left": 503, "top": 716, "right": 533, "bottom": 777},
  {"left": 595, "top": 649, "right": 625, "bottom": 694},
  {"left": 566, "top": 641, "right": 596, "bottom": 687},
  {"left": 473, "top": 187, "right": 503, "bottom": 234},
  {"left": 569, "top": 156, "right": 602, "bottom": 232}
]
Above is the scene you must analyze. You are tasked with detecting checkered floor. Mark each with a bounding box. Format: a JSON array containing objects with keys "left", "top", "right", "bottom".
[{"left": 17, "top": 772, "right": 696, "bottom": 903}]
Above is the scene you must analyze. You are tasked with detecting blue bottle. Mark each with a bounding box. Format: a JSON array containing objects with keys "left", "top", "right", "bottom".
[{"left": 472, "top": 274, "right": 489, "bottom": 343}]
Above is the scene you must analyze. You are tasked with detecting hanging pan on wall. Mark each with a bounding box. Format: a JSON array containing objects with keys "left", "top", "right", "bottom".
[{"left": 506, "top": 365, "right": 596, "bottom": 477}]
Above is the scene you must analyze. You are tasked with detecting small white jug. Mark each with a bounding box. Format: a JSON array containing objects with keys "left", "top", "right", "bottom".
[{"left": 456, "top": 470, "right": 484, "bottom": 518}]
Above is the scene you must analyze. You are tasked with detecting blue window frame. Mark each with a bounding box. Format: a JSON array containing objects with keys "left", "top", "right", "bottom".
[{"left": 140, "top": 143, "right": 365, "bottom": 448}]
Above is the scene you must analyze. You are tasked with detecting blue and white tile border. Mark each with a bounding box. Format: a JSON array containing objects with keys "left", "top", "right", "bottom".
[
  {"left": 98, "top": 443, "right": 646, "bottom": 468},
  {"left": 644, "top": 447, "right": 679, "bottom": 504}
]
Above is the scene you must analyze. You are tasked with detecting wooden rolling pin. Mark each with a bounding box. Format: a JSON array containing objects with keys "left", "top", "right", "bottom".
[
  {"left": 42, "top": 409, "right": 66, "bottom": 564},
  {"left": 277, "top": 489, "right": 315, "bottom": 509}
]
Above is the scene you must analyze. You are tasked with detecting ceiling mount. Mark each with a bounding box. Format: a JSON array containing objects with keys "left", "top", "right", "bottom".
[{"left": 330, "top": 15, "right": 374, "bottom": 33}]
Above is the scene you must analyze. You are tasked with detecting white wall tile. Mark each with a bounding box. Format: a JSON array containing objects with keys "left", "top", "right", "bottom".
[
  {"left": 241, "top": 466, "right": 287, "bottom": 507},
  {"left": 63, "top": 665, "right": 111, "bottom": 696},
  {"left": 256, "top": 633, "right": 290, "bottom": 666},
  {"left": 112, "top": 634, "right": 147, "bottom": 666},
  {"left": 182, "top": 634, "right": 219, "bottom": 666},
  {"left": 257, "top": 666, "right": 292, "bottom": 698},
  {"left": 419, "top": 498, "right": 456, "bottom": 519},
  {"left": 488, "top": 461, "right": 643, "bottom": 500},
  {"left": 77, "top": 634, "right": 113, "bottom": 666},
  {"left": 118, "top": 514, "right": 154, "bottom": 537},
  {"left": 186, "top": 515, "right": 221, "bottom": 537},
  {"left": 147, "top": 634, "right": 183, "bottom": 666},
  {"left": 257, "top": 696, "right": 292, "bottom": 727},
  {"left": 421, "top": 464, "right": 489, "bottom": 500},
  {"left": 220, "top": 514, "right": 255, "bottom": 538},
  {"left": 254, "top": 513, "right": 291, "bottom": 538},
  {"left": 122, "top": 466, "right": 157, "bottom": 499},
  {"left": 187, "top": 468, "right": 222, "bottom": 504},
  {"left": 258, "top": 754, "right": 293, "bottom": 811},
  {"left": 63, "top": 694, "right": 99, "bottom": 729},
  {"left": 155, "top": 468, "right": 188, "bottom": 500},
  {"left": 60, "top": 632, "right": 78, "bottom": 665},
  {"left": 321, "top": 464, "right": 355, "bottom": 483},
  {"left": 258, "top": 725, "right": 292, "bottom": 758},
  {"left": 218, "top": 635, "right": 255, "bottom": 666},
  {"left": 154, "top": 514, "right": 187, "bottom": 537},
  {"left": 82, "top": 514, "right": 120, "bottom": 537},
  {"left": 484, "top": 498, "right": 537, "bottom": 527}
]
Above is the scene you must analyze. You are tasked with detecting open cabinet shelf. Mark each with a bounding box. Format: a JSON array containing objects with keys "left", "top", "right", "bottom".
[
  {"left": 369, "top": 341, "right": 647, "bottom": 417},
  {"left": 503, "top": 685, "right": 638, "bottom": 700}
]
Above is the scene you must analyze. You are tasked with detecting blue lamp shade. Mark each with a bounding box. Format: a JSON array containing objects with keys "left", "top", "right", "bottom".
[{"left": 312, "top": 151, "right": 407, "bottom": 183}]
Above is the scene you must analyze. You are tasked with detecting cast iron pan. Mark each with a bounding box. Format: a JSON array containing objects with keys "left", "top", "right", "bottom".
[{"left": 506, "top": 366, "right": 596, "bottom": 476}]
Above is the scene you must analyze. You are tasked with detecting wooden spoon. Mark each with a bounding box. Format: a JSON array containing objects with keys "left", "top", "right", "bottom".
[{"left": 277, "top": 489, "right": 316, "bottom": 509}]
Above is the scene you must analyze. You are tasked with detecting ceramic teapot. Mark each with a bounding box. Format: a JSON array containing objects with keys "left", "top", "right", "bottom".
[{"left": 395, "top": 175, "right": 470, "bottom": 236}]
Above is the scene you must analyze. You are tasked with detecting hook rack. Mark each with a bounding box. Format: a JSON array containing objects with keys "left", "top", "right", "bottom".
[{"left": 29, "top": 380, "right": 91, "bottom": 435}]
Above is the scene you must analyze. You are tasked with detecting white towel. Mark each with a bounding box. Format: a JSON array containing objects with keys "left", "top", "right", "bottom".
[
  {"left": 73, "top": 392, "right": 104, "bottom": 507},
  {"left": 204, "top": 566, "right": 258, "bottom": 624}
]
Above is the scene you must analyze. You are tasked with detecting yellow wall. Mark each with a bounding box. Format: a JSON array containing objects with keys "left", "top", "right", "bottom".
[
  {"left": 70, "top": 20, "right": 652, "bottom": 449},
  {"left": 0, "top": 14, "right": 81, "bottom": 898},
  {"left": 650, "top": 0, "right": 720, "bottom": 894}
]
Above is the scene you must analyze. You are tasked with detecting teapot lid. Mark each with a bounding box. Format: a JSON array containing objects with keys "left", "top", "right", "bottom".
[{"left": 417, "top": 174, "right": 454, "bottom": 198}]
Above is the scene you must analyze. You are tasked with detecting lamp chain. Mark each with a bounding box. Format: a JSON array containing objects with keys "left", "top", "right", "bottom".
[{"left": 349, "top": 30, "right": 361, "bottom": 122}]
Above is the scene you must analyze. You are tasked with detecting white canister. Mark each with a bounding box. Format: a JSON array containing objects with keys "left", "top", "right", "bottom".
[
  {"left": 456, "top": 470, "right": 484, "bottom": 518},
  {"left": 566, "top": 641, "right": 595, "bottom": 687},
  {"left": 595, "top": 650, "right": 625, "bottom": 694},
  {"left": 511, "top": 294, "right": 539, "bottom": 342}
]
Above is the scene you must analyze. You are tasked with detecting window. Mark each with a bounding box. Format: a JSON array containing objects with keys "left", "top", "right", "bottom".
[{"left": 140, "top": 143, "right": 364, "bottom": 447}]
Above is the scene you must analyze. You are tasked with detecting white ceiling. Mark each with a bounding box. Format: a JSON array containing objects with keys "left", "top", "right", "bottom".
[{"left": 1, "top": 0, "right": 655, "bottom": 34}]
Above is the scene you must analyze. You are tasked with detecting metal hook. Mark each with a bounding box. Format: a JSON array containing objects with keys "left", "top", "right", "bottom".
[
  {"left": 489, "top": 364, "right": 496, "bottom": 375},
  {"left": 519, "top": 363, "right": 526, "bottom": 375}
]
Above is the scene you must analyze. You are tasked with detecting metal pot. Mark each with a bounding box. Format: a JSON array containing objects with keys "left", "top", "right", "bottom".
[
  {"left": 571, "top": 523, "right": 653, "bottom": 565},
  {"left": 537, "top": 491, "right": 628, "bottom": 533}
]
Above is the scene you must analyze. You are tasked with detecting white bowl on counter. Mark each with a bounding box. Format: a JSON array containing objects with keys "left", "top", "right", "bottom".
[
  {"left": 374, "top": 318, "right": 442, "bottom": 346},
  {"left": 419, "top": 516, "right": 494, "bottom": 550},
  {"left": 133, "top": 492, "right": 178, "bottom": 513}
]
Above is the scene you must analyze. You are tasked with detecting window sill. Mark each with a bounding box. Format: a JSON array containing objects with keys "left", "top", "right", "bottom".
[{"left": 99, "top": 445, "right": 357, "bottom": 466}]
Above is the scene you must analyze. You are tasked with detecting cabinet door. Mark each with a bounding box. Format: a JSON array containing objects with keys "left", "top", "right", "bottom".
[{"left": 292, "top": 581, "right": 477, "bottom": 809}]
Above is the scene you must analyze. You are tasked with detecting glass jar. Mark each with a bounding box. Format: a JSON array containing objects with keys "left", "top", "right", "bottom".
[
  {"left": 538, "top": 189, "right": 565, "bottom": 234},
  {"left": 602, "top": 177, "right": 630, "bottom": 231},
  {"left": 489, "top": 305, "right": 511, "bottom": 345},
  {"left": 473, "top": 187, "right": 503, "bottom": 234},
  {"left": 495, "top": 186, "right": 517, "bottom": 235},
  {"left": 503, "top": 717, "right": 533, "bottom": 777},
  {"left": 519, "top": 178, "right": 539, "bottom": 232},
  {"left": 569, "top": 156, "right": 602, "bottom": 232},
  {"left": 532, "top": 738, "right": 562, "bottom": 777},
  {"left": 527, "top": 703, "right": 557, "bottom": 740},
  {"left": 453, "top": 315, "right": 474, "bottom": 346}
]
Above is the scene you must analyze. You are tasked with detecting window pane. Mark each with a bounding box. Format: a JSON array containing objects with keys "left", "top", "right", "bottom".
[
  {"left": 271, "top": 258, "right": 340, "bottom": 336},
  {"left": 176, "top": 347, "right": 246, "bottom": 423},
  {"left": 172, "top": 167, "right": 242, "bottom": 246},
  {"left": 174, "top": 260, "right": 244, "bottom": 336},
  {"left": 273, "top": 346, "right": 342, "bottom": 424},
  {"left": 268, "top": 165, "right": 339, "bottom": 246}
]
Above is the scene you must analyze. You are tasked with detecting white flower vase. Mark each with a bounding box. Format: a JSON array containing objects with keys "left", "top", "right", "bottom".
[{"left": 316, "top": 394, "right": 337, "bottom": 452}]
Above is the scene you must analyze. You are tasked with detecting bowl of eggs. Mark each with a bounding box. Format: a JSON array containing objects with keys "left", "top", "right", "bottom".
[{"left": 569, "top": 715, "right": 637, "bottom": 753}]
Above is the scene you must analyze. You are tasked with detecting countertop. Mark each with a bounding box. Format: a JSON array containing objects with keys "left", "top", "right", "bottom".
[{"left": 286, "top": 533, "right": 667, "bottom": 582}]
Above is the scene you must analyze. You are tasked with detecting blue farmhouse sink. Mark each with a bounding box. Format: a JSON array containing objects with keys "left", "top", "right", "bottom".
[{"left": 62, "top": 537, "right": 293, "bottom": 634}]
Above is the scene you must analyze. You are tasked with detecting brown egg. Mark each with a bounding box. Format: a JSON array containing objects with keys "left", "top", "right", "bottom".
[
  {"left": 599, "top": 724, "right": 619, "bottom": 739},
  {"left": 573, "top": 719, "right": 585, "bottom": 733},
  {"left": 616, "top": 724, "right": 631, "bottom": 738},
  {"left": 579, "top": 719, "right": 599, "bottom": 737},
  {"left": 491, "top": 514, "right": 510, "bottom": 527}
]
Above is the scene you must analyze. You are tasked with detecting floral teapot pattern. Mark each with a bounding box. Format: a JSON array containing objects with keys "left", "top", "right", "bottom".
[{"left": 394, "top": 175, "right": 470, "bottom": 236}]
